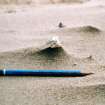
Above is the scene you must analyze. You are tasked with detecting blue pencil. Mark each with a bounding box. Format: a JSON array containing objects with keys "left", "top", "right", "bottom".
[{"left": 0, "top": 69, "right": 92, "bottom": 77}]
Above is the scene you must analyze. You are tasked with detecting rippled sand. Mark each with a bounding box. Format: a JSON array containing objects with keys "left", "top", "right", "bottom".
[{"left": 0, "top": 0, "right": 105, "bottom": 105}]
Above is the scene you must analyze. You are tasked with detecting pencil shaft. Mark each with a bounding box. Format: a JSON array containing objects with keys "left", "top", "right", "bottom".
[{"left": 0, "top": 69, "right": 82, "bottom": 76}]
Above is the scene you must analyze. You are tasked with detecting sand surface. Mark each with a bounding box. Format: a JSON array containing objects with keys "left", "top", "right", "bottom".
[{"left": 0, "top": 0, "right": 105, "bottom": 105}]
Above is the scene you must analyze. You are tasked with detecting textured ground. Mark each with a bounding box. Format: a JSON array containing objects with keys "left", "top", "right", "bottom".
[{"left": 0, "top": 0, "right": 105, "bottom": 105}]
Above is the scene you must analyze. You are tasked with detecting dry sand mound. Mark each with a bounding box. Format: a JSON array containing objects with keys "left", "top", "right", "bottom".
[
  {"left": 54, "top": 25, "right": 101, "bottom": 33},
  {"left": 0, "top": 47, "right": 79, "bottom": 70},
  {"left": 73, "top": 25, "right": 101, "bottom": 33}
]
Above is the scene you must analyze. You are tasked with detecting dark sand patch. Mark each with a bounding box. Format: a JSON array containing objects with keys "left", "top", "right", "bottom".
[{"left": 0, "top": 0, "right": 88, "bottom": 5}]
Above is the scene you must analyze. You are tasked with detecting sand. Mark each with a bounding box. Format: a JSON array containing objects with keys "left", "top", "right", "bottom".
[
  {"left": 0, "top": 0, "right": 88, "bottom": 5},
  {"left": 0, "top": 0, "right": 105, "bottom": 105}
]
